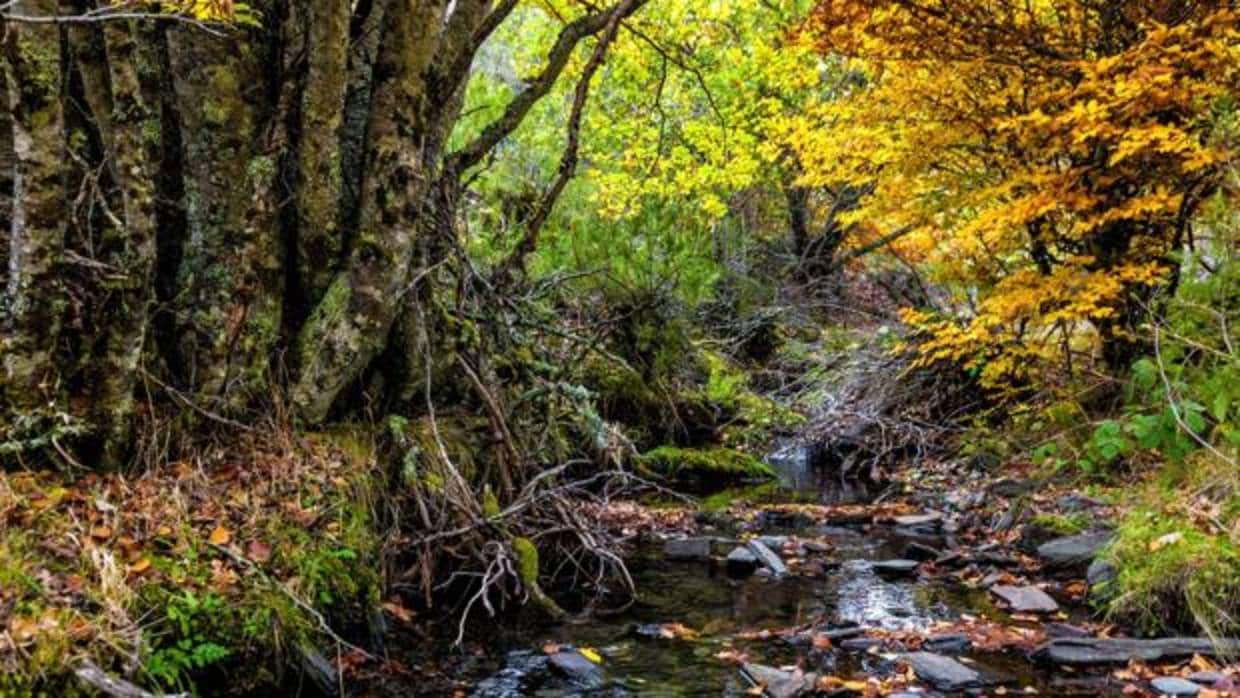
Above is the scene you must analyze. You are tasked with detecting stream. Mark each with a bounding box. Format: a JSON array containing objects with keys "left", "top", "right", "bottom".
[{"left": 455, "top": 445, "right": 1130, "bottom": 697}]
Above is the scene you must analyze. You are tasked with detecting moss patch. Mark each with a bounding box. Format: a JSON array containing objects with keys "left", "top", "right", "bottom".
[
  {"left": 638, "top": 446, "right": 775, "bottom": 487},
  {"left": 1101, "top": 452, "right": 1240, "bottom": 641}
]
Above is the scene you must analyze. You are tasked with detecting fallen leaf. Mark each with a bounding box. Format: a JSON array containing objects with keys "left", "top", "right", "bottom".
[
  {"left": 247, "top": 540, "right": 273, "bottom": 563},
  {"left": 90, "top": 526, "right": 112, "bottom": 540},
  {"left": 714, "top": 648, "right": 748, "bottom": 665},
  {"left": 579, "top": 647, "right": 602, "bottom": 664},
  {"left": 208, "top": 525, "right": 232, "bottom": 546},
  {"left": 382, "top": 599, "right": 415, "bottom": 623},
  {"left": 129, "top": 558, "right": 152, "bottom": 574}
]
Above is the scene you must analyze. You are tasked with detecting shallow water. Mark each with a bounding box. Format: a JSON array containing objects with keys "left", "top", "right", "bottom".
[{"left": 465, "top": 447, "right": 1125, "bottom": 696}]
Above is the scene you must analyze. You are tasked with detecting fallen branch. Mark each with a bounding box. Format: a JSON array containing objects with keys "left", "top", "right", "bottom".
[{"left": 74, "top": 661, "right": 187, "bottom": 698}]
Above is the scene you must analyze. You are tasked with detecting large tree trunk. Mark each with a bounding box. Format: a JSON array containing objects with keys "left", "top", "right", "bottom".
[
  {"left": 1, "top": 6, "right": 67, "bottom": 416},
  {"left": 166, "top": 22, "right": 283, "bottom": 412},
  {"left": 290, "top": 0, "right": 447, "bottom": 423}
]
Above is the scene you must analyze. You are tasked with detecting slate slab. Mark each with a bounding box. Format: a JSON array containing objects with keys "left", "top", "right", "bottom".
[
  {"left": 1034, "top": 637, "right": 1240, "bottom": 665},
  {"left": 740, "top": 664, "right": 815, "bottom": 698},
  {"left": 903, "top": 652, "right": 983, "bottom": 692},
  {"left": 1037, "top": 531, "right": 1113, "bottom": 569},
  {"left": 991, "top": 585, "right": 1060, "bottom": 613},
  {"left": 548, "top": 651, "right": 603, "bottom": 689}
]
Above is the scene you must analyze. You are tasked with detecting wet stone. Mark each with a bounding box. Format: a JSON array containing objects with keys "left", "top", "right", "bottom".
[
  {"left": 663, "top": 537, "right": 713, "bottom": 561},
  {"left": 1037, "top": 531, "right": 1113, "bottom": 569},
  {"left": 757, "top": 535, "right": 790, "bottom": 549},
  {"left": 903, "top": 651, "right": 983, "bottom": 692},
  {"left": 991, "top": 584, "right": 1059, "bottom": 613},
  {"left": 470, "top": 650, "right": 548, "bottom": 698},
  {"left": 989, "top": 478, "right": 1035, "bottom": 497},
  {"left": 1045, "top": 622, "right": 1093, "bottom": 638},
  {"left": 840, "top": 637, "right": 884, "bottom": 652},
  {"left": 726, "top": 546, "right": 759, "bottom": 576},
  {"left": 1034, "top": 637, "right": 1240, "bottom": 665},
  {"left": 1150, "top": 677, "right": 1203, "bottom": 696},
  {"left": 872, "top": 559, "right": 920, "bottom": 578},
  {"left": 1187, "top": 671, "right": 1225, "bottom": 686},
  {"left": 740, "top": 663, "right": 815, "bottom": 698},
  {"left": 548, "top": 650, "right": 604, "bottom": 688},
  {"left": 747, "top": 539, "right": 789, "bottom": 577},
  {"left": 923, "top": 634, "right": 972, "bottom": 655}
]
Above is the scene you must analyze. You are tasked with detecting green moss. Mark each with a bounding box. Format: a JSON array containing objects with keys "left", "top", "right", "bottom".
[
  {"left": 1030, "top": 511, "right": 1090, "bottom": 536},
  {"left": 639, "top": 446, "right": 775, "bottom": 485},
  {"left": 1103, "top": 508, "right": 1240, "bottom": 641},
  {"left": 512, "top": 537, "right": 539, "bottom": 586}
]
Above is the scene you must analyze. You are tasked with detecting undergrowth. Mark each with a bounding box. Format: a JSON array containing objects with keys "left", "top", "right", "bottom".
[{"left": 0, "top": 429, "right": 384, "bottom": 695}]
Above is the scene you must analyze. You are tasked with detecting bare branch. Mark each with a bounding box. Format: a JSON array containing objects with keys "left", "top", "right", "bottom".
[
  {"left": 447, "top": 0, "right": 649, "bottom": 174},
  {"left": 493, "top": 0, "right": 639, "bottom": 280}
]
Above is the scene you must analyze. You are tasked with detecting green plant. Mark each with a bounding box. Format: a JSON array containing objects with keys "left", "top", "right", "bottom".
[{"left": 143, "top": 592, "right": 232, "bottom": 692}]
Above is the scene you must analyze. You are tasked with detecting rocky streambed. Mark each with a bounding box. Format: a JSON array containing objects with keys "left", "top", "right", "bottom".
[{"left": 451, "top": 446, "right": 1239, "bottom": 697}]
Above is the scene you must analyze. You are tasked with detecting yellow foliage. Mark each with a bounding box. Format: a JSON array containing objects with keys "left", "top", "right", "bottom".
[{"left": 795, "top": 1, "right": 1240, "bottom": 384}]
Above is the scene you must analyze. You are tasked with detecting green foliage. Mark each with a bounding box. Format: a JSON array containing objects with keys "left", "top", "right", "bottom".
[{"left": 143, "top": 592, "right": 232, "bottom": 692}]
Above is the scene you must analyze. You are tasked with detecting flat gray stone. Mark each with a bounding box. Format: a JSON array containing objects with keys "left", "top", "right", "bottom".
[
  {"left": 903, "top": 652, "right": 982, "bottom": 692},
  {"left": 923, "top": 634, "right": 972, "bottom": 654},
  {"left": 1037, "top": 531, "right": 1113, "bottom": 569},
  {"left": 663, "top": 537, "right": 712, "bottom": 561},
  {"left": 1034, "top": 637, "right": 1240, "bottom": 665},
  {"left": 991, "top": 585, "right": 1060, "bottom": 613},
  {"left": 840, "top": 637, "right": 884, "bottom": 651},
  {"left": 747, "top": 540, "right": 788, "bottom": 577},
  {"left": 1150, "top": 677, "right": 1202, "bottom": 696}
]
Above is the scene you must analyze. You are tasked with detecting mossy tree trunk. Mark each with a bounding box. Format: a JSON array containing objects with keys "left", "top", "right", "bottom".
[
  {"left": 1, "top": 5, "right": 67, "bottom": 416},
  {"left": 0, "top": 0, "right": 649, "bottom": 467}
]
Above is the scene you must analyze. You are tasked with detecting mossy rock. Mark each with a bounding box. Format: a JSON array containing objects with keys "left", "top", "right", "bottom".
[
  {"left": 1102, "top": 508, "right": 1240, "bottom": 639},
  {"left": 638, "top": 446, "right": 776, "bottom": 488}
]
